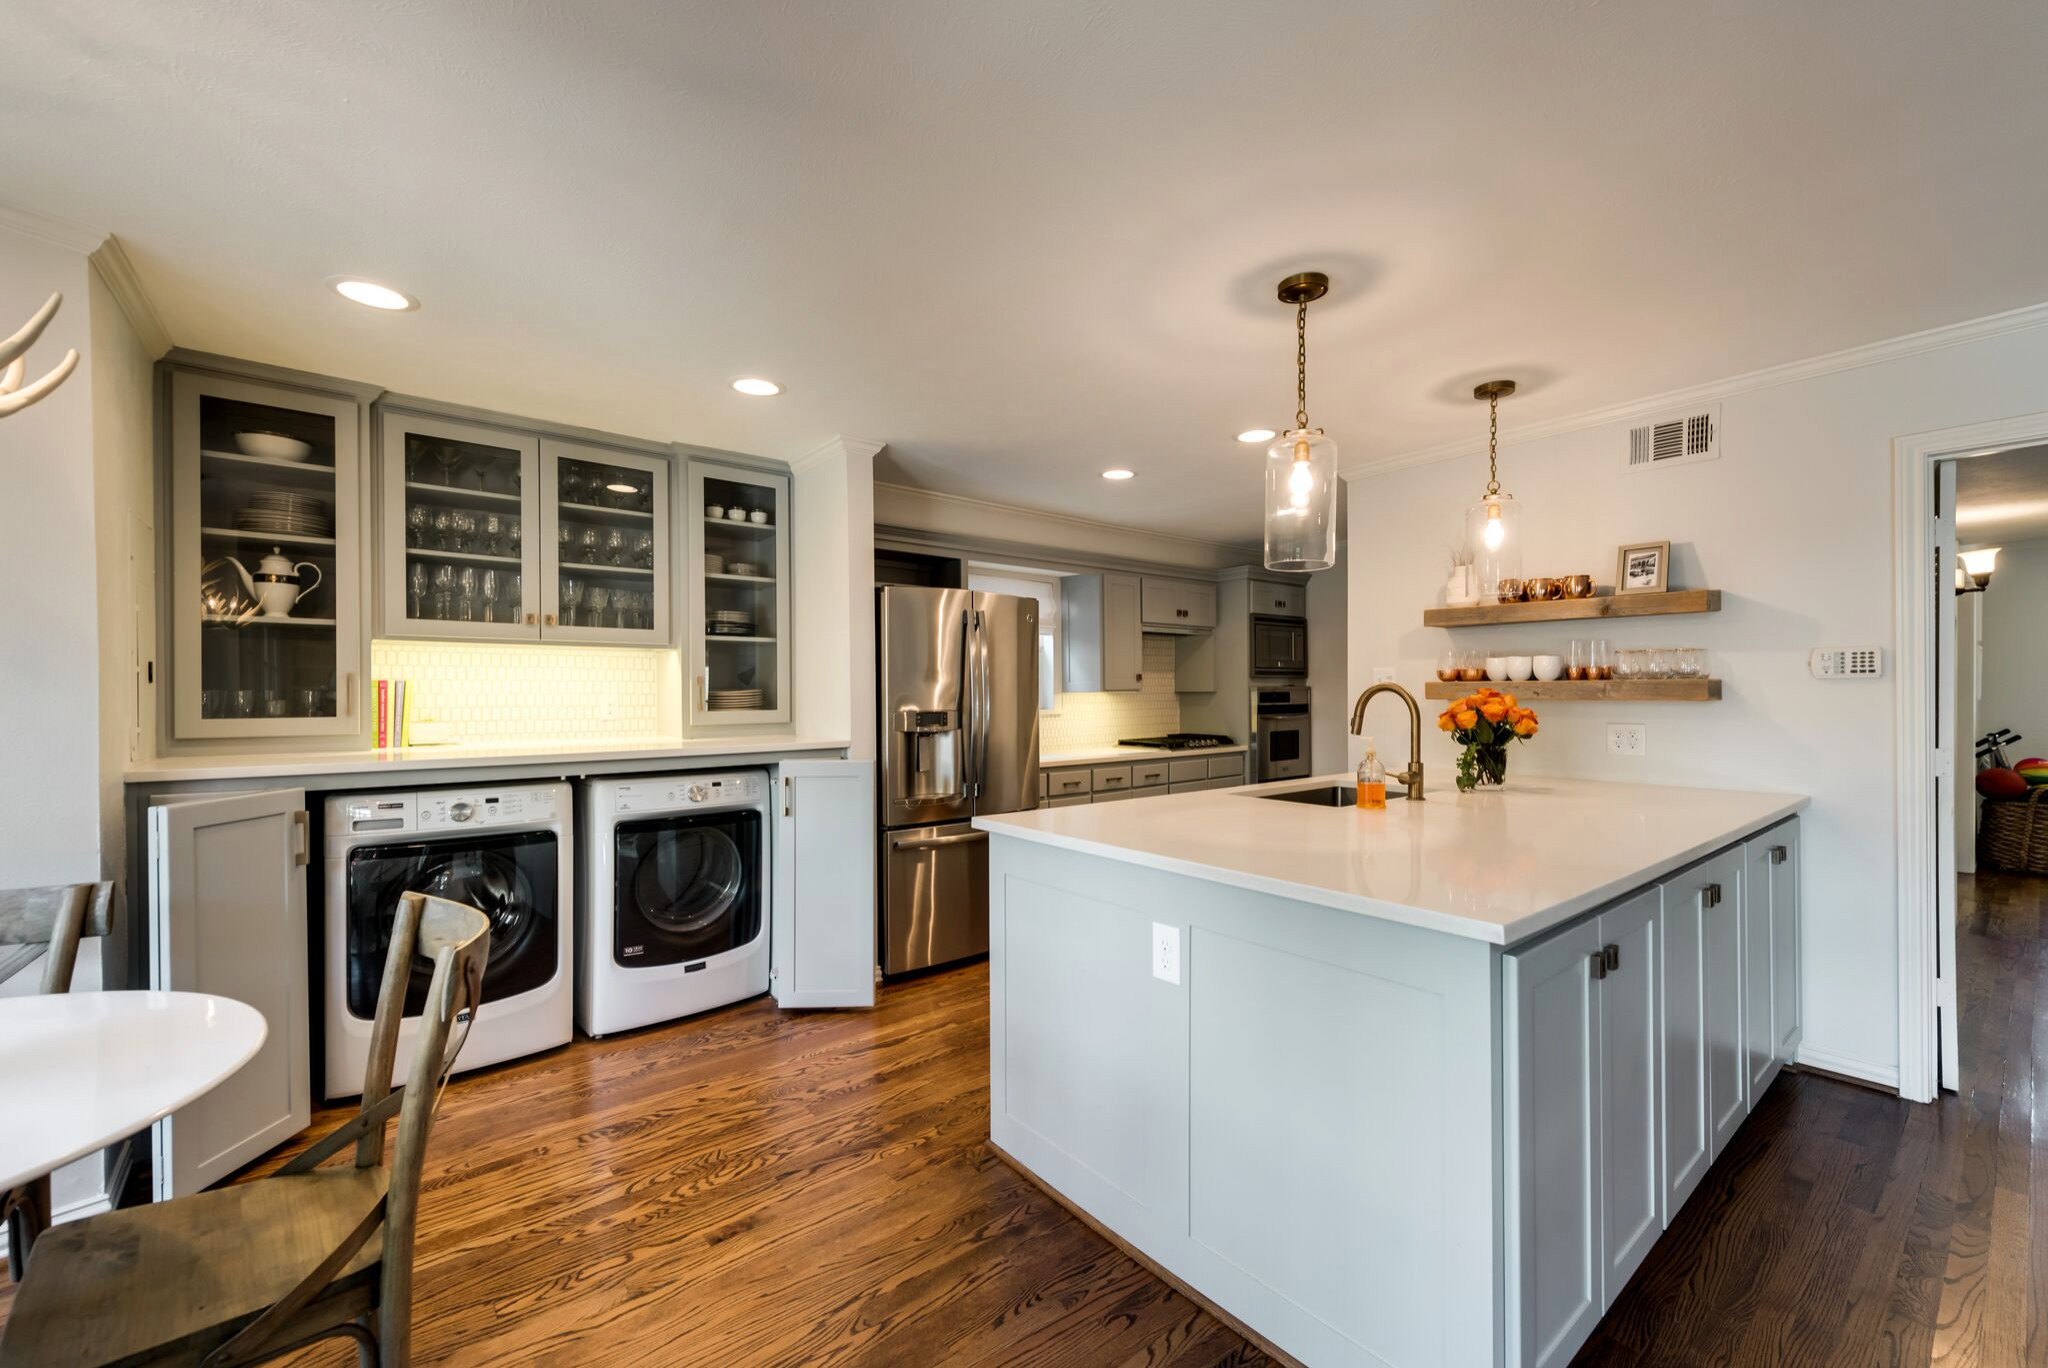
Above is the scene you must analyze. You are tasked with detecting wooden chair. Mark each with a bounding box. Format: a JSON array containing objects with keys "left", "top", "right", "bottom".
[
  {"left": 0, "top": 891, "right": 490, "bottom": 1368},
  {"left": 0, "top": 882, "right": 117, "bottom": 1279}
]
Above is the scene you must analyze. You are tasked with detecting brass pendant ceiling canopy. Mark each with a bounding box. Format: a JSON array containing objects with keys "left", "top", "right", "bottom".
[{"left": 1262, "top": 271, "right": 1338, "bottom": 573}]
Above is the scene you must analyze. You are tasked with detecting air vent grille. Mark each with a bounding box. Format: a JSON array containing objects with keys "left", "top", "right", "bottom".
[{"left": 1627, "top": 404, "right": 1721, "bottom": 470}]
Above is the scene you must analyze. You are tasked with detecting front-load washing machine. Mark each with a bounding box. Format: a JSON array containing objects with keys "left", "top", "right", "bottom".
[
  {"left": 323, "top": 781, "right": 573, "bottom": 1098},
  {"left": 578, "top": 770, "right": 770, "bottom": 1036}
]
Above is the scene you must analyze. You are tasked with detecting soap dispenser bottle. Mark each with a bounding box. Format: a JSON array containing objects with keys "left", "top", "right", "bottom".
[{"left": 1357, "top": 739, "right": 1387, "bottom": 810}]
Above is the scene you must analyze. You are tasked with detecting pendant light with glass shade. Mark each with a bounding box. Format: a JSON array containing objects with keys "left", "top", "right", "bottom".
[
  {"left": 1263, "top": 272, "right": 1338, "bottom": 572},
  {"left": 1465, "top": 379, "right": 1522, "bottom": 598}
]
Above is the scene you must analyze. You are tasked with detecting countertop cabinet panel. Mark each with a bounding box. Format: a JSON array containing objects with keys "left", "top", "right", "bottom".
[
  {"left": 1659, "top": 869, "right": 1711, "bottom": 1223},
  {"left": 1693, "top": 848, "right": 1747, "bottom": 1159},
  {"left": 1506, "top": 914, "right": 1604, "bottom": 1368},
  {"left": 771, "top": 760, "right": 875, "bottom": 1008},
  {"left": 1743, "top": 843, "right": 1778, "bottom": 1105},
  {"left": 168, "top": 370, "right": 366, "bottom": 740},
  {"left": 1598, "top": 888, "right": 1663, "bottom": 1306},
  {"left": 1770, "top": 826, "right": 1802, "bottom": 1061}
]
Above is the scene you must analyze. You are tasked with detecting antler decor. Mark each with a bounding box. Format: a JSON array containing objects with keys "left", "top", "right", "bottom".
[{"left": 0, "top": 293, "right": 80, "bottom": 418}]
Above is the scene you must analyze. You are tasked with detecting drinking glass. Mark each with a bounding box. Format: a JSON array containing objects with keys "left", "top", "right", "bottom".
[
  {"left": 1676, "top": 647, "right": 1705, "bottom": 680},
  {"left": 558, "top": 524, "right": 571, "bottom": 560},
  {"left": 432, "top": 508, "right": 454, "bottom": 550},
  {"left": 450, "top": 511, "right": 477, "bottom": 553},
  {"left": 578, "top": 528, "right": 601, "bottom": 564},
  {"left": 1567, "top": 640, "right": 1588, "bottom": 681},
  {"left": 231, "top": 688, "right": 258, "bottom": 718},
  {"left": 508, "top": 519, "right": 522, "bottom": 557},
  {"left": 482, "top": 514, "right": 504, "bottom": 557},
  {"left": 1458, "top": 651, "right": 1487, "bottom": 682},
  {"left": 407, "top": 504, "right": 431, "bottom": 548},
  {"left": 457, "top": 566, "right": 478, "bottom": 622},
  {"left": 561, "top": 577, "right": 580, "bottom": 627},
  {"left": 480, "top": 570, "right": 500, "bottom": 623},
  {"left": 605, "top": 528, "right": 627, "bottom": 566},
  {"left": 201, "top": 688, "right": 225, "bottom": 718},
  {"left": 632, "top": 530, "right": 654, "bottom": 568},
  {"left": 562, "top": 468, "right": 588, "bottom": 506},
  {"left": 1589, "top": 639, "right": 1612, "bottom": 680},
  {"left": 432, "top": 442, "right": 462, "bottom": 488},
  {"left": 587, "top": 586, "right": 610, "bottom": 627},
  {"left": 263, "top": 697, "right": 289, "bottom": 719},
  {"left": 431, "top": 565, "right": 455, "bottom": 620},
  {"left": 1648, "top": 647, "right": 1675, "bottom": 679},
  {"left": 297, "top": 688, "right": 322, "bottom": 717},
  {"left": 504, "top": 572, "right": 522, "bottom": 622},
  {"left": 409, "top": 561, "right": 428, "bottom": 618},
  {"left": 1437, "top": 649, "right": 1459, "bottom": 682}
]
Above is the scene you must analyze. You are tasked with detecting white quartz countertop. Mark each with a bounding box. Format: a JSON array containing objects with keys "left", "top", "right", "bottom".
[
  {"left": 126, "top": 734, "right": 850, "bottom": 784},
  {"left": 1040, "top": 742, "right": 1247, "bottom": 766},
  {"left": 974, "top": 773, "right": 1808, "bottom": 946}
]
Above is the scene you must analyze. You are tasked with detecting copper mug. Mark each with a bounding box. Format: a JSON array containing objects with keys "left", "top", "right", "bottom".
[
  {"left": 1495, "top": 578, "right": 1527, "bottom": 603},
  {"left": 1562, "top": 573, "right": 1594, "bottom": 599},
  {"left": 1526, "top": 577, "right": 1562, "bottom": 601}
]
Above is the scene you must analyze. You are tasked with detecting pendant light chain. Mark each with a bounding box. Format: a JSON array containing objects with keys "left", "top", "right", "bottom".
[
  {"left": 1485, "top": 391, "right": 1500, "bottom": 497},
  {"left": 1295, "top": 300, "right": 1309, "bottom": 433}
]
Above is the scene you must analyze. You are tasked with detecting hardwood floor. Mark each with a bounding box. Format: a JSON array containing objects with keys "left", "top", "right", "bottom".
[
  {"left": 1576, "top": 870, "right": 2048, "bottom": 1367},
  {"left": 10, "top": 872, "right": 2048, "bottom": 1365}
]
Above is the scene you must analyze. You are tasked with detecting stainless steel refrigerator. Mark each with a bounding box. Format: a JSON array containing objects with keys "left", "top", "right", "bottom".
[{"left": 877, "top": 585, "right": 1040, "bottom": 974}]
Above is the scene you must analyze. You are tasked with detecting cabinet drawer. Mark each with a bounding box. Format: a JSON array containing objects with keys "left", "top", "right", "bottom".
[
  {"left": 1169, "top": 776, "right": 1240, "bottom": 794},
  {"left": 1045, "top": 768, "right": 1092, "bottom": 797},
  {"left": 1047, "top": 793, "right": 1093, "bottom": 808},
  {"left": 1253, "top": 582, "right": 1307, "bottom": 616},
  {"left": 1132, "top": 761, "right": 1171, "bottom": 789},
  {"left": 1092, "top": 765, "right": 1134, "bottom": 793},
  {"left": 1168, "top": 758, "right": 1211, "bottom": 784},
  {"left": 1091, "top": 787, "right": 1147, "bottom": 803},
  {"left": 1207, "top": 753, "right": 1245, "bottom": 780}
]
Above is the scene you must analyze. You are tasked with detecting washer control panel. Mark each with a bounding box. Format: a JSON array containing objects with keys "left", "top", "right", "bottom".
[
  {"left": 343, "top": 787, "right": 561, "bottom": 835},
  {"left": 610, "top": 772, "right": 764, "bottom": 814}
]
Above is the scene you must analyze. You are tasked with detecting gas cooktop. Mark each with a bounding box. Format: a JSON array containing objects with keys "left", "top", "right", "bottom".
[{"left": 1117, "top": 733, "right": 1236, "bottom": 751}]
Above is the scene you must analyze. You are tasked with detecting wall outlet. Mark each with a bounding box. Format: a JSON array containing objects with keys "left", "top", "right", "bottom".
[
  {"left": 1372, "top": 667, "right": 1396, "bottom": 684},
  {"left": 1608, "top": 723, "right": 1647, "bottom": 757},
  {"left": 1151, "top": 922, "right": 1181, "bottom": 985},
  {"left": 599, "top": 694, "right": 620, "bottom": 720}
]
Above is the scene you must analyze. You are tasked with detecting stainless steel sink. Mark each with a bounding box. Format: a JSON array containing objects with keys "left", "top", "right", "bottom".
[{"left": 1251, "top": 784, "right": 1406, "bottom": 806}]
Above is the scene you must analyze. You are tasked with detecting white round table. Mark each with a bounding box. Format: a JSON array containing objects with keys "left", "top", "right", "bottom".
[{"left": 0, "top": 991, "right": 268, "bottom": 1190}]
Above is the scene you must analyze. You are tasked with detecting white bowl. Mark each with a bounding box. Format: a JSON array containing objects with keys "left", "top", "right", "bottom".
[
  {"left": 1506, "top": 655, "right": 1534, "bottom": 682},
  {"left": 234, "top": 431, "right": 313, "bottom": 462},
  {"left": 1485, "top": 656, "right": 1510, "bottom": 681},
  {"left": 1532, "top": 654, "right": 1565, "bottom": 682},
  {"left": 726, "top": 507, "right": 749, "bottom": 521},
  {"left": 750, "top": 509, "right": 769, "bottom": 524}
]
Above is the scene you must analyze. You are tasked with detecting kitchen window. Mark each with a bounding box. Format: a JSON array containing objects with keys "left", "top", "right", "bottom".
[{"left": 969, "top": 567, "right": 1062, "bottom": 712}]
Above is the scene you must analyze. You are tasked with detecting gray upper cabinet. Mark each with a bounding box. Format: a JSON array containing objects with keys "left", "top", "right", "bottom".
[
  {"left": 166, "top": 368, "right": 366, "bottom": 739},
  {"left": 378, "top": 409, "right": 542, "bottom": 641},
  {"left": 687, "top": 459, "right": 790, "bottom": 725},
  {"left": 1139, "top": 576, "right": 1217, "bottom": 631},
  {"left": 540, "top": 439, "right": 671, "bottom": 645},
  {"left": 1250, "top": 580, "right": 1308, "bottom": 617},
  {"left": 1064, "top": 573, "right": 1143, "bottom": 691}
]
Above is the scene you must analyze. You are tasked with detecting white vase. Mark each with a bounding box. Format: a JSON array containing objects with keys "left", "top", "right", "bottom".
[{"left": 1445, "top": 566, "right": 1477, "bottom": 606}]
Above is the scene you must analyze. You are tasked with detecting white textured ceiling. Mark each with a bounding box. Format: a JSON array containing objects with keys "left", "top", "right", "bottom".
[
  {"left": 7, "top": 1, "right": 2048, "bottom": 544},
  {"left": 1959, "top": 443, "right": 2048, "bottom": 547}
]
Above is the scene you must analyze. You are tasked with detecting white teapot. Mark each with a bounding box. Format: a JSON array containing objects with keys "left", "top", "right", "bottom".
[{"left": 223, "top": 547, "right": 323, "bottom": 618}]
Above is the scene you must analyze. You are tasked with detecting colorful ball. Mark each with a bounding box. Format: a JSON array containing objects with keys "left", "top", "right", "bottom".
[
  {"left": 1979, "top": 767, "right": 2030, "bottom": 800},
  {"left": 2016, "top": 758, "right": 2046, "bottom": 770},
  {"left": 2021, "top": 766, "right": 2048, "bottom": 786}
]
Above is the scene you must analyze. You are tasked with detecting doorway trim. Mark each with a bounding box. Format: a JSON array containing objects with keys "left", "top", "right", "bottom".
[{"left": 1893, "top": 409, "right": 2048, "bottom": 1103}]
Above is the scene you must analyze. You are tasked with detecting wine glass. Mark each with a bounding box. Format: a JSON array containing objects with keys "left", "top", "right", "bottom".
[
  {"left": 605, "top": 528, "right": 627, "bottom": 566},
  {"left": 482, "top": 513, "right": 504, "bottom": 557},
  {"left": 480, "top": 569, "right": 500, "bottom": 623},
  {"left": 632, "top": 530, "right": 654, "bottom": 568},
  {"left": 450, "top": 511, "right": 477, "bottom": 554},
  {"left": 560, "top": 576, "right": 580, "bottom": 627},
  {"left": 1589, "top": 639, "right": 1612, "bottom": 680},
  {"left": 457, "top": 566, "right": 478, "bottom": 622},
  {"left": 407, "top": 504, "right": 431, "bottom": 548},
  {"left": 432, "top": 508, "right": 453, "bottom": 550},
  {"left": 578, "top": 527, "right": 601, "bottom": 564},
  {"left": 508, "top": 518, "right": 522, "bottom": 557},
  {"left": 432, "top": 440, "right": 462, "bottom": 489},
  {"left": 587, "top": 586, "right": 610, "bottom": 627},
  {"left": 409, "top": 561, "right": 428, "bottom": 618},
  {"left": 503, "top": 572, "right": 523, "bottom": 623},
  {"left": 431, "top": 565, "right": 455, "bottom": 620}
]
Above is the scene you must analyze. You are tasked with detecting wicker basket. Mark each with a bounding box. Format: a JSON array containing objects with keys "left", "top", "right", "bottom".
[{"left": 1980, "top": 787, "right": 2048, "bottom": 875}]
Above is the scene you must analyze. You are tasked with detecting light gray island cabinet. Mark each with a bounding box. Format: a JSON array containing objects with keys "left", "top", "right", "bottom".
[{"left": 976, "top": 776, "right": 1806, "bottom": 1368}]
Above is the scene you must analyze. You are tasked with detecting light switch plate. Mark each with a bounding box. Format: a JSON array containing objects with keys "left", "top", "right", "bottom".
[
  {"left": 1810, "top": 647, "right": 1883, "bottom": 679},
  {"left": 1151, "top": 922, "right": 1181, "bottom": 985}
]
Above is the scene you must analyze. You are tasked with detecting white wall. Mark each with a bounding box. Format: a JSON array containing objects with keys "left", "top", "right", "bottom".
[
  {"left": 1308, "top": 539, "right": 1350, "bottom": 775},
  {"left": 1978, "top": 537, "right": 2048, "bottom": 774},
  {"left": 1346, "top": 316, "right": 2048, "bottom": 1089},
  {"left": 876, "top": 481, "right": 1257, "bottom": 572}
]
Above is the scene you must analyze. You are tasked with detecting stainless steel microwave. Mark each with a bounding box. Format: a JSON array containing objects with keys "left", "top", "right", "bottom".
[{"left": 1250, "top": 614, "right": 1308, "bottom": 677}]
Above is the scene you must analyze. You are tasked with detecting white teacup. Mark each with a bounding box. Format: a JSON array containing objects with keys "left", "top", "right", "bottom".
[
  {"left": 1532, "top": 654, "right": 1565, "bottom": 682},
  {"left": 1485, "top": 656, "right": 1510, "bottom": 681},
  {"left": 1506, "top": 655, "right": 1534, "bottom": 682}
]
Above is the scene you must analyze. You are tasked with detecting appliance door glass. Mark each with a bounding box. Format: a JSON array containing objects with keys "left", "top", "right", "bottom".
[
  {"left": 613, "top": 810, "right": 763, "bottom": 967},
  {"left": 1251, "top": 615, "right": 1308, "bottom": 676},
  {"left": 879, "top": 586, "right": 972, "bottom": 828},
  {"left": 1257, "top": 718, "right": 1311, "bottom": 780},
  {"left": 883, "top": 821, "right": 989, "bottom": 974},
  {"left": 970, "top": 590, "right": 1041, "bottom": 816},
  {"left": 345, "top": 830, "right": 559, "bottom": 1018}
]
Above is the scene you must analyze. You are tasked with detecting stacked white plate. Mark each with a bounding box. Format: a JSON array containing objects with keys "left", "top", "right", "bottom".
[
  {"left": 233, "top": 491, "right": 333, "bottom": 537},
  {"left": 708, "top": 610, "right": 756, "bottom": 636},
  {"left": 708, "top": 689, "right": 765, "bottom": 710}
]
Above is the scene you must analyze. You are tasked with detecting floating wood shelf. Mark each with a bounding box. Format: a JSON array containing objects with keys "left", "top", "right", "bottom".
[
  {"left": 1424, "top": 678, "right": 1723, "bottom": 702},
  {"left": 1423, "top": 589, "right": 1720, "bottom": 627}
]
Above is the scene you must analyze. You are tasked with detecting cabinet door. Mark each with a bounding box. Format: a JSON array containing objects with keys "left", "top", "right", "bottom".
[
  {"left": 168, "top": 371, "right": 364, "bottom": 739},
  {"left": 1694, "top": 849, "right": 1746, "bottom": 1157},
  {"left": 1598, "top": 889, "right": 1662, "bottom": 1306},
  {"left": 1179, "top": 580, "right": 1218, "bottom": 629},
  {"left": 1505, "top": 916, "right": 1604, "bottom": 1368},
  {"left": 540, "top": 440, "right": 671, "bottom": 644},
  {"left": 1744, "top": 840, "right": 1781, "bottom": 1103},
  {"left": 1103, "top": 574, "right": 1143, "bottom": 688},
  {"left": 378, "top": 410, "right": 541, "bottom": 641},
  {"left": 1769, "top": 824, "right": 1801, "bottom": 1062},
  {"left": 1659, "top": 868, "right": 1710, "bottom": 1223},
  {"left": 689, "top": 461, "right": 792, "bottom": 725},
  {"left": 147, "top": 788, "right": 310, "bottom": 1197},
  {"left": 1140, "top": 576, "right": 1217, "bottom": 630},
  {"left": 771, "top": 760, "right": 876, "bottom": 1007}
]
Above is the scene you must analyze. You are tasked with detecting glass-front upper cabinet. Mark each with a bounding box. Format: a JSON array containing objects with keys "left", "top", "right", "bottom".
[
  {"left": 168, "top": 370, "right": 364, "bottom": 739},
  {"left": 539, "top": 440, "right": 671, "bottom": 644},
  {"left": 688, "top": 460, "right": 790, "bottom": 726},
  {"left": 377, "top": 411, "right": 541, "bottom": 641}
]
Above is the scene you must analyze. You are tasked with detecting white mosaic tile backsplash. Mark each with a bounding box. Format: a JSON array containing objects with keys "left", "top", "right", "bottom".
[
  {"left": 1039, "top": 635, "right": 1183, "bottom": 753},
  {"left": 370, "top": 640, "right": 670, "bottom": 746}
]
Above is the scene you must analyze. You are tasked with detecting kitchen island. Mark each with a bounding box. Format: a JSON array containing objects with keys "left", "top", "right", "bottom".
[{"left": 974, "top": 774, "right": 1807, "bottom": 1368}]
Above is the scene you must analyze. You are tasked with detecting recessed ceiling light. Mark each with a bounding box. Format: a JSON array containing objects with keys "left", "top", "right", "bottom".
[
  {"left": 1102, "top": 469, "right": 1135, "bottom": 481},
  {"left": 731, "top": 377, "right": 782, "bottom": 397},
  {"left": 1237, "top": 428, "right": 1276, "bottom": 443},
  {"left": 328, "top": 277, "right": 418, "bottom": 311}
]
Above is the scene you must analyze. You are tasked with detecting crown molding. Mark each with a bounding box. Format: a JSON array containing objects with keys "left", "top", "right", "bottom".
[
  {"left": 88, "top": 236, "right": 172, "bottom": 358},
  {"left": 1342, "top": 298, "right": 2048, "bottom": 478},
  {"left": 875, "top": 480, "right": 1261, "bottom": 564},
  {"left": 791, "top": 434, "right": 886, "bottom": 473},
  {"left": 0, "top": 202, "right": 106, "bottom": 255}
]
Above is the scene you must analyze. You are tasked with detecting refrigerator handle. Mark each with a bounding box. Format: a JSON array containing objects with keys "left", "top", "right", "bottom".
[
  {"left": 974, "top": 609, "right": 992, "bottom": 801},
  {"left": 959, "top": 607, "right": 977, "bottom": 798}
]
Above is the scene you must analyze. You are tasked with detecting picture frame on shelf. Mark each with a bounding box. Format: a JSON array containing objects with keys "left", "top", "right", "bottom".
[{"left": 1615, "top": 540, "right": 1670, "bottom": 595}]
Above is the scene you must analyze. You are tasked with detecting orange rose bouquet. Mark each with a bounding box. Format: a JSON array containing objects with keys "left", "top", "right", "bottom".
[{"left": 1436, "top": 688, "right": 1538, "bottom": 791}]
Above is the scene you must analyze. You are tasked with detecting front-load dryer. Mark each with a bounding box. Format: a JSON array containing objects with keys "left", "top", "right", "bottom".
[
  {"left": 322, "top": 781, "right": 573, "bottom": 1099},
  {"left": 578, "top": 770, "right": 770, "bottom": 1036}
]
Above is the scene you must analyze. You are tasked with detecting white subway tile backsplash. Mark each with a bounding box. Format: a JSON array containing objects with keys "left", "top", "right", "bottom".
[
  {"left": 1040, "top": 636, "right": 1183, "bottom": 752},
  {"left": 370, "top": 640, "right": 668, "bottom": 746}
]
